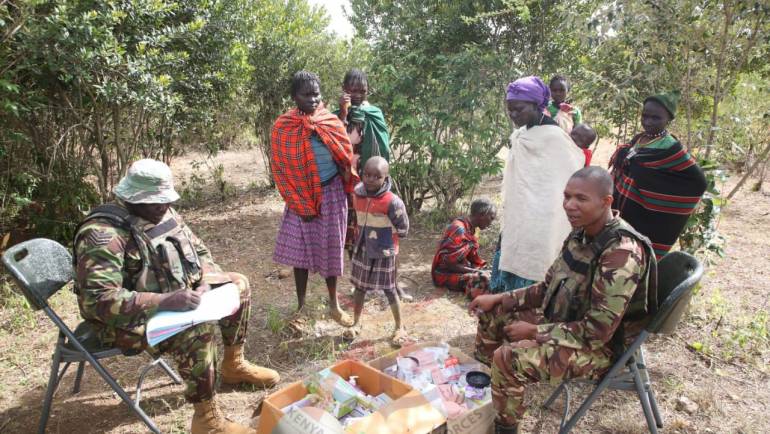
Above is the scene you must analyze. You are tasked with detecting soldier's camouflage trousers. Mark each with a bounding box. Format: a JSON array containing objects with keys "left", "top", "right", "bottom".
[
  {"left": 112, "top": 272, "right": 252, "bottom": 402},
  {"left": 475, "top": 307, "right": 613, "bottom": 425}
]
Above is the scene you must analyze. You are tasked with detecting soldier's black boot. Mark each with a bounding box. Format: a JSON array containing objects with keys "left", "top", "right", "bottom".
[{"left": 494, "top": 421, "right": 519, "bottom": 434}]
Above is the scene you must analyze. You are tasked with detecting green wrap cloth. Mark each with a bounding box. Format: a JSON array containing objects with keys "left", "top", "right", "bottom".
[{"left": 337, "top": 104, "right": 391, "bottom": 164}]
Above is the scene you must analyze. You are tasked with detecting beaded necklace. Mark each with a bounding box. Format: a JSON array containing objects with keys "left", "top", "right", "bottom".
[
  {"left": 641, "top": 129, "right": 668, "bottom": 140},
  {"left": 635, "top": 130, "right": 668, "bottom": 149}
]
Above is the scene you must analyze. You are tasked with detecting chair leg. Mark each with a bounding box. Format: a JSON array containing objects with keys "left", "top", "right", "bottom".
[
  {"left": 72, "top": 362, "right": 85, "bottom": 394},
  {"left": 157, "top": 358, "right": 182, "bottom": 385},
  {"left": 56, "top": 362, "right": 73, "bottom": 386},
  {"left": 559, "top": 384, "right": 572, "bottom": 430},
  {"left": 543, "top": 383, "right": 566, "bottom": 409},
  {"left": 636, "top": 349, "right": 664, "bottom": 429},
  {"left": 38, "top": 347, "right": 63, "bottom": 434},
  {"left": 543, "top": 382, "right": 572, "bottom": 430},
  {"left": 135, "top": 358, "right": 161, "bottom": 406},
  {"left": 630, "top": 362, "right": 658, "bottom": 434},
  {"left": 44, "top": 308, "right": 162, "bottom": 434},
  {"left": 558, "top": 333, "right": 649, "bottom": 434},
  {"left": 647, "top": 387, "right": 664, "bottom": 429},
  {"left": 135, "top": 357, "right": 184, "bottom": 406}
]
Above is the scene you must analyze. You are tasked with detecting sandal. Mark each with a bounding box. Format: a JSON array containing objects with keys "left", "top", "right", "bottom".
[
  {"left": 287, "top": 312, "right": 310, "bottom": 335},
  {"left": 330, "top": 308, "right": 354, "bottom": 327},
  {"left": 397, "top": 284, "right": 414, "bottom": 302},
  {"left": 390, "top": 328, "right": 412, "bottom": 348},
  {"left": 342, "top": 325, "right": 361, "bottom": 342}
]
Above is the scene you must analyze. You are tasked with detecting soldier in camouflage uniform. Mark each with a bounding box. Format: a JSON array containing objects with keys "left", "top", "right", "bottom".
[
  {"left": 73, "top": 159, "right": 279, "bottom": 434},
  {"left": 469, "top": 167, "right": 656, "bottom": 434}
]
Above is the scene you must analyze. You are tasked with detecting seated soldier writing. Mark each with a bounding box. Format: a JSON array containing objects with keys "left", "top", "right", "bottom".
[
  {"left": 431, "top": 198, "right": 497, "bottom": 299},
  {"left": 469, "top": 167, "right": 656, "bottom": 434},
  {"left": 73, "top": 159, "right": 279, "bottom": 434}
]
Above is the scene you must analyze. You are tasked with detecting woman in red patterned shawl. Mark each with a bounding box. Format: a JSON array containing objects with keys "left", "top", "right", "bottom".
[
  {"left": 431, "top": 198, "right": 496, "bottom": 299},
  {"left": 271, "top": 71, "right": 355, "bottom": 327},
  {"left": 609, "top": 91, "right": 707, "bottom": 259}
]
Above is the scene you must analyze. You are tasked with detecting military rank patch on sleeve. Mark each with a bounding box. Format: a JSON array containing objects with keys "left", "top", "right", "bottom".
[{"left": 84, "top": 230, "right": 113, "bottom": 247}]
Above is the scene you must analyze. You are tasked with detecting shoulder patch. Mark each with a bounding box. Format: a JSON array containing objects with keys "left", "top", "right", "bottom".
[
  {"left": 84, "top": 230, "right": 113, "bottom": 247},
  {"left": 76, "top": 221, "right": 128, "bottom": 249}
]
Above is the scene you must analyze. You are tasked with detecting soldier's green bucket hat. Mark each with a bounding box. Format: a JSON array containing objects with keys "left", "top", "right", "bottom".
[{"left": 114, "top": 159, "right": 180, "bottom": 204}]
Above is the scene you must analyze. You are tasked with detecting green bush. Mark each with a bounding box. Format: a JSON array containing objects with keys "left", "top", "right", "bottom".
[{"left": 0, "top": 0, "right": 367, "bottom": 240}]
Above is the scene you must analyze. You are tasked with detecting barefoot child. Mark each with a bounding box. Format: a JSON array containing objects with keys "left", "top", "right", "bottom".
[
  {"left": 570, "top": 123, "right": 597, "bottom": 167},
  {"left": 337, "top": 69, "right": 413, "bottom": 301},
  {"left": 346, "top": 156, "right": 409, "bottom": 346}
]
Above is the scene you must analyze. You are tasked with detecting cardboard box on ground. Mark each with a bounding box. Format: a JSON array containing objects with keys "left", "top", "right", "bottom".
[
  {"left": 368, "top": 342, "right": 495, "bottom": 434},
  {"left": 257, "top": 359, "right": 445, "bottom": 434}
]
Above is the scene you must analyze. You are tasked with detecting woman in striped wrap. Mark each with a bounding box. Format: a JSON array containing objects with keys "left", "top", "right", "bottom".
[{"left": 609, "top": 92, "right": 707, "bottom": 259}]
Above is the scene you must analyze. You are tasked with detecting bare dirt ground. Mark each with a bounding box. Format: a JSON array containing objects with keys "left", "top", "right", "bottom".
[{"left": 0, "top": 143, "right": 767, "bottom": 433}]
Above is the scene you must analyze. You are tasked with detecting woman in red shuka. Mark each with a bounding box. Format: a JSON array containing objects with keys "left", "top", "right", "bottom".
[
  {"left": 270, "top": 71, "right": 355, "bottom": 327},
  {"left": 431, "top": 199, "right": 496, "bottom": 299}
]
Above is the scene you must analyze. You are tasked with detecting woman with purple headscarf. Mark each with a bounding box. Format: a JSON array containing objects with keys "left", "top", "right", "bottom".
[{"left": 489, "top": 76, "right": 585, "bottom": 292}]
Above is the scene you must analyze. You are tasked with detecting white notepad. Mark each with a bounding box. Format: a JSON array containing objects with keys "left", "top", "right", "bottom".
[{"left": 146, "top": 283, "right": 239, "bottom": 346}]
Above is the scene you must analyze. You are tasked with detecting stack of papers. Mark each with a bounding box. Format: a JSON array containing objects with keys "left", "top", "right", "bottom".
[{"left": 146, "top": 283, "right": 240, "bottom": 346}]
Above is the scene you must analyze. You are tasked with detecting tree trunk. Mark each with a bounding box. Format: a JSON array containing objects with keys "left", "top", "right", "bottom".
[
  {"left": 703, "top": 1, "right": 732, "bottom": 160},
  {"left": 726, "top": 142, "right": 770, "bottom": 200},
  {"left": 683, "top": 40, "right": 694, "bottom": 150},
  {"left": 93, "top": 111, "right": 110, "bottom": 201},
  {"left": 113, "top": 103, "right": 124, "bottom": 185},
  {"left": 259, "top": 121, "right": 274, "bottom": 187}
]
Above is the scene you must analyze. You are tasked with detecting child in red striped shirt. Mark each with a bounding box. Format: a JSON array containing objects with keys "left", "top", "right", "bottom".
[{"left": 344, "top": 157, "right": 411, "bottom": 346}]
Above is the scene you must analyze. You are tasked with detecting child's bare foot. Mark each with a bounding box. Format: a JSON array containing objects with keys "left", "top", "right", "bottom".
[
  {"left": 330, "top": 308, "right": 354, "bottom": 327},
  {"left": 342, "top": 324, "right": 362, "bottom": 342},
  {"left": 390, "top": 328, "right": 411, "bottom": 347}
]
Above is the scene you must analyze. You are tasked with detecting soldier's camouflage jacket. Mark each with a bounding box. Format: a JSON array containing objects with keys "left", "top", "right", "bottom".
[
  {"left": 500, "top": 215, "right": 655, "bottom": 352},
  {"left": 73, "top": 203, "right": 230, "bottom": 342}
]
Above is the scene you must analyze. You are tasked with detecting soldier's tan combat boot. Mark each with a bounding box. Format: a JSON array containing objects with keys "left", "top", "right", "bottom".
[
  {"left": 191, "top": 398, "right": 254, "bottom": 434},
  {"left": 221, "top": 345, "right": 280, "bottom": 388}
]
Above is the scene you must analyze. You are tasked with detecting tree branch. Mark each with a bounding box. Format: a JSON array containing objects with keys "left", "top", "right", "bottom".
[{"left": 727, "top": 142, "right": 770, "bottom": 201}]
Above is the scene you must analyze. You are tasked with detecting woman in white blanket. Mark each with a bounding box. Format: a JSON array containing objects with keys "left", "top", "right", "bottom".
[{"left": 489, "top": 76, "right": 585, "bottom": 293}]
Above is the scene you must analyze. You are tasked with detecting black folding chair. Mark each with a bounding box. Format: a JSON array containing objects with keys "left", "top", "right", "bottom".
[
  {"left": 542, "top": 251, "right": 704, "bottom": 434},
  {"left": 2, "top": 238, "right": 183, "bottom": 434}
]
